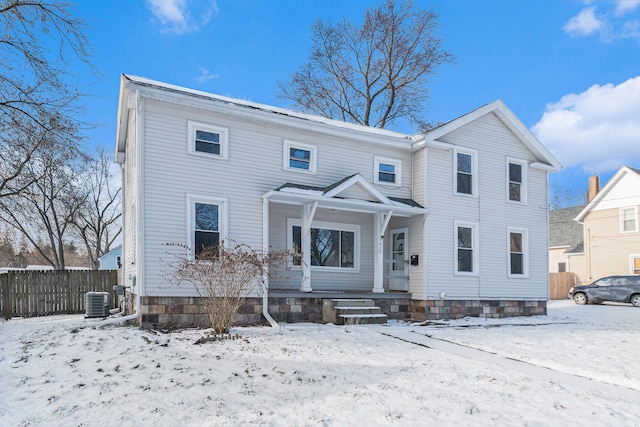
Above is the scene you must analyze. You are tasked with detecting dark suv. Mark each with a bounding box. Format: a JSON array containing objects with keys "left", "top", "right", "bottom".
[{"left": 569, "top": 276, "right": 640, "bottom": 306}]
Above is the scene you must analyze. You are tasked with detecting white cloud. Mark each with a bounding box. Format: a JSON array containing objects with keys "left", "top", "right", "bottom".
[
  {"left": 614, "top": 0, "right": 640, "bottom": 16},
  {"left": 532, "top": 76, "right": 640, "bottom": 173},
  {"left": 194, "top": 66, "right": 219, "bottom": 84},
  {"left": 147, "top": 0, "right": 218, "bottom": 34},
  {"left": 563, "top": 6, "right": 605, "bottom": 36}
]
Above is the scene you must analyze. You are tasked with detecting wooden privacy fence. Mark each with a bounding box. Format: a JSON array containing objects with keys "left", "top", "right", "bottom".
[
  {"left": 0, "top": 270, "right": 118, "bottom": 320},
  {"left": 549, "top": 272, "right": 576, "bottom": 300}
]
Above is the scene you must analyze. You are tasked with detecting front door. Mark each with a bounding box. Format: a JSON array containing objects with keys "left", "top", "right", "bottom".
[{"left": 388, "top": 228, "right": 409, "bottom": 291}]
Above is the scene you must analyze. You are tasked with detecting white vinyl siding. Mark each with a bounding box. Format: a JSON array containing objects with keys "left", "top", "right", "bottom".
[
  {"left": 139, "top": 99, "right": 409, "bottom": 296},
  {"left": 422, "top": 113, "right": 547, "bottom": 300}
]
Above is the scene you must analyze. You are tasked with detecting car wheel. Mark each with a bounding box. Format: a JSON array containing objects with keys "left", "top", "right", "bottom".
[
  {"left": 631, "top": 294, "right": 640, "bottom": 307},
  {"left": 573, "top": 293, "right": 587, "bottom": 305}
]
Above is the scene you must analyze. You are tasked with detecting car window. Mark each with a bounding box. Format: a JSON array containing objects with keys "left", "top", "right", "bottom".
[
  {"left": 612, "top": 278, "right": 627, "bottom": 286},
  {"left": 593, "top": 278, "right": 612, "bottom": 287}
]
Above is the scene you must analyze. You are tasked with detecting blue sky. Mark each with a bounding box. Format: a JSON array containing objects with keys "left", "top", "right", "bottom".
[{"left": 73, "top": 0, "right": 640, "bottom": 206}]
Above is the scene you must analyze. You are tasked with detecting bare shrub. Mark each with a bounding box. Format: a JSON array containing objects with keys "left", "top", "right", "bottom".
[{"left": 166, "top": 241, "right": 291, "bottom": 335}]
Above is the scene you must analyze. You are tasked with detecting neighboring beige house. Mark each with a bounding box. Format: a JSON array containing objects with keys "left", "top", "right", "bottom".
[{"left": 550, "top": 167, "right": 640, "bottom": 284}]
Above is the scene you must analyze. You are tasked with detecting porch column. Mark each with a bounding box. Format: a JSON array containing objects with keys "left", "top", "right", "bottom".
[
  {"left": 373, "top": 210, "right": 393, "bottom": 293},
  {"left": 300, "top": 201, "right": 318, "bottom": 292}
]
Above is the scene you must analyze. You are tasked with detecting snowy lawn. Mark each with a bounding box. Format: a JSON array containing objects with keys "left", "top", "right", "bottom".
[{"left": 1, "top": 300, "right": 639, "bottom": 426}]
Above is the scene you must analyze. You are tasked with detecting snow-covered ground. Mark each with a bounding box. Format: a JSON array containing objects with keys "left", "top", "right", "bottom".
[{"left": 1, "top": 300, "right": 639, "bottom": 426}]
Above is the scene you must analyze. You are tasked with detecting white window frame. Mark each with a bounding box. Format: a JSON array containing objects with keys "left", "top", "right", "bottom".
[
  {"left": 630, "top": 254, "right": 640, "bottom": 275},
  {"left": 374, "top": 156, "right": 402, "bottom": 186},
  {"left": 453, "top": 148, "right": 478, "bottom": 197},
  {"left": 283, "top": 140, "right": 317, "bottom": 174},
  {"left": 454, "top": 221, "right": 479, "bottom": 276},
  {"left": 187, "top": 194, "right": 228, "bottom": 256},
  {"left": 287, "top": 218, "right": 360, "bottom": 272},
  {"left": 506, "top": 158, "right": 527, "bottom": 204},
  {"left": 620, "top": 207, "right": 638, "bottom": 233},
  {"left": 187, "top": 121, "right": 229, "bottom": 159},
  {"left": 508, "top": 227, "right": 529, "bottom": 278},
  {"left": 555, "top": 260, "right": 567, "bottom": 273}
]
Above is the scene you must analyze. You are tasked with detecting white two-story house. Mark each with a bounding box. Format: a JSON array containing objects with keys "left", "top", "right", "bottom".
[{"left": 115, "top": 75, "right": 561, "bottom": 329}]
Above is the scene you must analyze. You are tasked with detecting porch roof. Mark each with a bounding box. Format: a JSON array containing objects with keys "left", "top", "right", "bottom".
[{"left": 262, "top": 174, "right": 427, "bottom": 217}]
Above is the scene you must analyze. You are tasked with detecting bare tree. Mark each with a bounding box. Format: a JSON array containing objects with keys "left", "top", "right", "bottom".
[
  {"left": 167, "top": 242, "right": 292, "bottom": 335},
  {"left": 278, "top": 0, "right": 454, "bottom": 130},
  {"left": 0, "top": 123, "right": 89, "bottom": 270},
  {"left": 0, "top": 0, "right": 94, "bottom": 197},
  {"left": 72, "top": 149, "right": 122, "bottom": 270}
]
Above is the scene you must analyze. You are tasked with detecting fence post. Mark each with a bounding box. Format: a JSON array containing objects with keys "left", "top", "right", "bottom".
[{"left": 0, "top": 272, "right": 11, "bottom": 320}]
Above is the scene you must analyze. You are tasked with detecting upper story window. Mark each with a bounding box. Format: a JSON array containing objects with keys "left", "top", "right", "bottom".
[
  {"left": 620, "top": 207, "right": 638, "bottom": 233},
  {"left": 283, "top": 140, "right": 317, "bottom": 174},
  {"left": 455, "top": 221, "right": 478, "bottom": 275},
  {"left": 188, "top": 195, "right": 227, "bottom": 258},
  {"left": 507, "top": 159, "right": 527, "bottom": 203},
  {"left": 508, "top": 227, "right": 529, "bottom": 278},
  {"left": 454, "top": 148, "right": 477, "bottom": 196},
  {"left": 374, "top": 157, "right": 401, "bottom": 186},
  {"left": 188, "top": 121, "right": 229, "bottom": 159}
]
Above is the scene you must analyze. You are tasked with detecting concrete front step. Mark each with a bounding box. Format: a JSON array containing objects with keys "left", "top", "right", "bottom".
[
  {"left": 322, "top": 299, "right": 388, "bottom": 325},
  {"left": 339, "top": 313, "right": 388, "bottom": 325}
]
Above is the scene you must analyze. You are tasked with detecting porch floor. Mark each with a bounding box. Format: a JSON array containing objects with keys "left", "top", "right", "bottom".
[{"left": 268, "top": 290, "right": 412, "bottom": 300}]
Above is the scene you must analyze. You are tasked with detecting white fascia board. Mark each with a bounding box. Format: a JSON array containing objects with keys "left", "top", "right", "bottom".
[
  {"left": 573, "top": 166, "right": 631, "bottom": 222},
  {"left": 115, "top": 75, "right": 132, "bottom": 162},
  {"left": 124, "top": 77, "right": 413, "bottom": 150},
  {"left": 263, "top": 190, "right": 427, "bottom": 217},
  {"left": 323, "top": 174, "right": 392, "bottom": 204}
]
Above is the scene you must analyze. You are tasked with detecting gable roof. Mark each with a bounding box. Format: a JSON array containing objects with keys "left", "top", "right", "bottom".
[
  {"left": 413, "top": 100, "right": 562, "bottom": 172},
  {"left": 116, "top": 74, "right": 412, "bottom": 160},
  {"left": 267, "top": 174, "right": 425, "bottom": 217},
  {"left": 549, "top": 206, "right": 584, "bottom": 253},
  {"left": 574, "top": 166, "right": 640, "bottom": 222}
]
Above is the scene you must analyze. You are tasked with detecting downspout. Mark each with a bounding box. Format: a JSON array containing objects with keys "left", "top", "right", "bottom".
[
  {"left": 88, "top": 286, "right": 140, "bottom": 328},
  {"left": 262, "top": 196, "right": 278, "bottom": 327}
]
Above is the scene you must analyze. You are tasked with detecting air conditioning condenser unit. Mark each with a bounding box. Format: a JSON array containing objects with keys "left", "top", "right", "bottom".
[{"left": 85, "top": 292, "right": 110, "bottom": 318}]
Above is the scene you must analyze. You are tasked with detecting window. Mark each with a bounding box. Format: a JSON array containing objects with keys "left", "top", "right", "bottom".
[
  {"left": 454, "top": 148, "right": 477, "bottom": 196},
  {"left": 507, "top": 159, "right": 527, "bottom": 203},
  {"left": 283, "top": 140, "right": 317, "bottom": 173},
  {"left": 374, "top": 157, "right": 401, "bottom": 186},
  {"left": 188, "top": 196, "right": 227, "bottom": 257},
  {"left": 116, "top": 256, "right": 122, "bottom": 267},
  {"left": 188, "top": 121, "right": 229, "bottom": 159},
  {"left": 557, "top": 261, "right": 567, "bottom": 273},
  {"left": 620, "top": 207, "right": 638, "bottom": 233},
  {"left": 288, "top": 219, "right": 359, "bottom": 270},
  {"left": 631, "top": 255, "right": 640, "bottom": 275},
  {"left": 508, "top": 227, "right": 529, "bottom": 277},
  {"left": 455, "top": 222, "right": 478, "bottom": 275}
]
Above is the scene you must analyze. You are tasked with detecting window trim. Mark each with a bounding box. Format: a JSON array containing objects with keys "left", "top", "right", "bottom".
[
  {"left": 506, "top": 158, "right": 528, "bottom": 204},
  {"left": 453, "top": 148, "right": 478, "bottom": 197},
  {"left": 374, "top": 156, "right": 402, "bottom": 186},
  {"left": 187, "top": 194, "right": 228, "bottom": 256},
  {"left": 187, "top": 121, "right": 229, "bottom": 159},
  {"left": 283, "top": 140, "right": 317, "bottom": 174},
  {"left": 630, "top": 254, "right": 640, "bottom": 275},
  {"left": 507, "top": 227, "right": 529, "bottom": 278},
  {"left": 454, "top": 221, "right": 479, "bottom": 276},
  {"left": 287, "top": 218, "right": 360, "bottom": 272},
  {"left": 555, "top": 260, "right": 567, "bottom": 273},
  {"left": 620, "top": 206, "right": 638, "bottom": 233}
]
